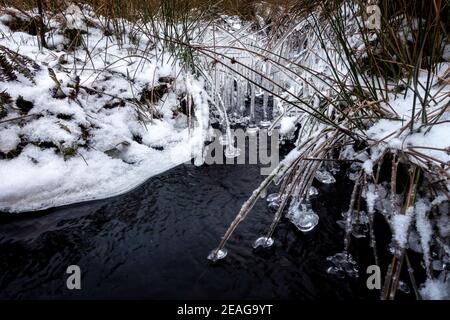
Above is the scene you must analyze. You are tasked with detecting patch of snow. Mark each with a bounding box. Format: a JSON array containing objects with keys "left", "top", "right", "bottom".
[
  {"left": 415, "top": 199, "right": 432, "bottom": 267},
  {"left": 362, "top": 159, "right": 373, "bottom": 176},
  {"left": 0, "top": 126, "right": 20, "bottom": 153},
  {"left": 279, "top": 116, "right": 297, "bottom": 135},
  {"left": 364, "top": 183, "right": 378, "bottom": 215},
  {"left": 420, "top": 278, "right": 450, "bottom": 300},
  {"left": 391, "top": 208, "right": 414, "bottom": 248},
  {"left": 0, "top": 6, "right": 210, "bottom": 212}
]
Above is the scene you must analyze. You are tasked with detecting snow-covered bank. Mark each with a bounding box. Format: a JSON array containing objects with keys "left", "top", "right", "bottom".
[{"left": 0, "top": 6, "right": 209, "bottom": 212}]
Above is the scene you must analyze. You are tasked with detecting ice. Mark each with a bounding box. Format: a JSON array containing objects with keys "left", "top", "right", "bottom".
[
  {"left": 266, "top": 193, "right": 280, "bottom": 203},
  {"left": 364, "top": 184, "right": 378, "bottom": 215},
  {"left": 326, "top": 266, "right": 346, "bottom": 279},
  {"left": 219, "top": 133, "right": 230, "bottom": 146},
  {"left": 336, "top": 211, "right": 368, "bottom": 238},
  {"left": 415, "top": 200, "right": 432, "bottom": 270},
  {"left": 207, "top": 248, "right": 228, "bottom": 262},
  {"left": 326, "top": 252, "right": 359, "bottom": 278},
  {"left": 288, "top": 199, "right": 319, "bottom": 232},
  {"left": 432, "top": 260, "right": 444, "bottom": 271},
  {"left": 315, "top": 170, "right": 336, "bottom": 184},
  {"left": 351, "top": 223, "right": 368, "bottom": 239},
  {"left": 399, "top": 281, "right": 411, "bottom": 294},
  {"left": 246, "top": 64, "right": 259, "bottom": 135},
  {"left": 266, "top": 193, "right": 281, "bottom": 211},
  {"left": 224, "top": 145, "right": 241, "bottom": 159},
  {"left": 0, "top": 4, "right": 449, "bottom": 299},
  {"left": 253, "top": 237, "right": 274, "bottom": 249},
  {"left": 308, "top": 186, "right": 319, "bottom": 198},
  {"left": 348, "top": 163, "right": 361, "bottom": 181},
  {"left": 259, "top": 63, "right": 272, "bottom": 129},
  {"left": 267, "top": 193, "right": 281, "bottom": 210}
]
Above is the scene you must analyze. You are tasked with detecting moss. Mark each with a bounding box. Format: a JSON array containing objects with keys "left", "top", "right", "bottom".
[
  {"left": 103, "top": 27, "right": 114, "bottom": 37},
  {"left": 132, "top": 134, "right": 143, "bottom": 144},
  {"left": 139, "top": 77, "right": 174, "bottom": 105},
  {"left": 177, "top": 93, "right": 195, "bottom": 117},
  {"left": 15, "top": 95, "right": 34, "bottom": 114}
]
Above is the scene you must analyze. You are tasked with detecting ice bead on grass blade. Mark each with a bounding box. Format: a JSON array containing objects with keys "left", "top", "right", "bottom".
[
  {"left": 207, "top": 248, "right": 228, "bottom": 262},
  {"left": 253, "top": 237, "right": 274, "bottom": 249}
]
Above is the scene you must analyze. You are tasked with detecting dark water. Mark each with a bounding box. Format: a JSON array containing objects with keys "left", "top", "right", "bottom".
[{"left": 0, "top": 154, "right": 379, "bottom": 300}]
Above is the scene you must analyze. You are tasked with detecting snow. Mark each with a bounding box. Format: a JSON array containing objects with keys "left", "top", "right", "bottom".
[
  {"left": 0, "top": 126, "right": 20, "bottom": 153},
  {"left": 362, "top": 159, "right": 374, "bottom": 176},
  {"left": 364, "top": 65, "right": 450, "bottom": 173},
  {"left": 420, "top": 278, "right": 450, "bottom": 300},
  {"left": 0, "top": 6, "right": 209, "bottom": 212},
  {"left": 364, "top": 183, "right": 378, "bottom": 215},
  {"left": 0, "top": 143, "right": 192, "bottom": 212},
  {"left": 21, "top": 117, "right": 82, "bottom": 147},
  {"left": 415, "top": 200, "right": 432, "bottom": 269},
  {"left": 391, "top": 208, "right": 414, "bottom": 248},
  {"left": 279, "top": 115, "right": 297, "bottom": 135}
]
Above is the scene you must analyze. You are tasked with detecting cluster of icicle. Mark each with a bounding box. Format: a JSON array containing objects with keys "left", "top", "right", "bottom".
[{"left": 202, "top": 4, "right": 369, "bottom": 284}]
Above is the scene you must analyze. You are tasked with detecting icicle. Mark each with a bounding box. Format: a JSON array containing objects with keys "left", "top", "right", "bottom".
[
  {"left": 259, "top": 63, "right": 272, "bottom": 129},
  {"left": 247, "top": 69, "right": 258, "bottom": 135},
  {"left": 235, "top": 77, "right": 246, "bottom": 125},
  {"left": 315, "top": 170, "right": 336, "bottom": 184}
]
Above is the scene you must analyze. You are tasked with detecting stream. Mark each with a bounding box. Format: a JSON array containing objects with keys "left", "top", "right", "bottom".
[
  {"left": 0, "top": 153, "right": 378, "bottom": 300},
  {"left": 0, "top": 100, "right": 382, "bottom": 300}
]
